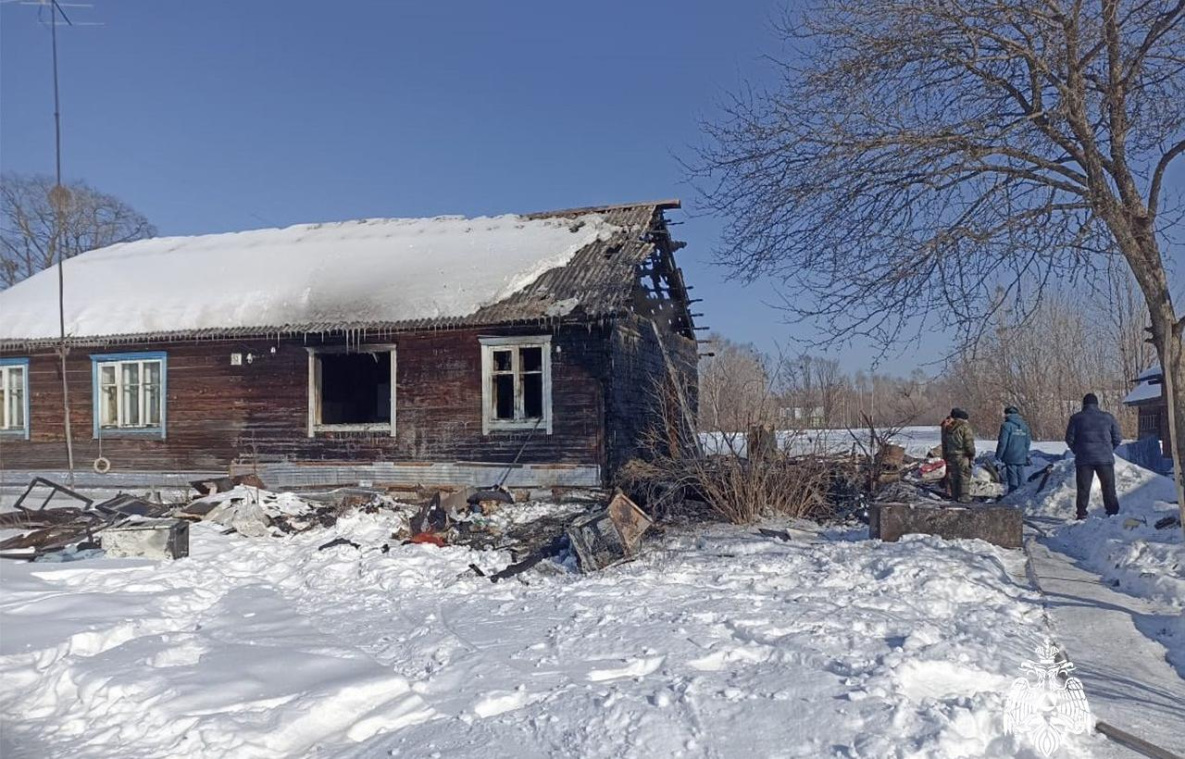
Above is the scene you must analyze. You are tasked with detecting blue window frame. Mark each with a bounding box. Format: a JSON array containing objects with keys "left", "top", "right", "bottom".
[
  {"left": 90, "top": 352, "right": 167, "bottom": 439},
  {"left": 0, "top": 357, "right": 30, "bottom": 440}
]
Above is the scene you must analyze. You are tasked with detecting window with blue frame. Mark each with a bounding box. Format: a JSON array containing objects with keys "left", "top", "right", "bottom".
[
  {"left": 91, "top": 352, "right": 167, "bottom": 438},
  {"left": 0, "top": 358, "right": 30, "bottom": 439}
]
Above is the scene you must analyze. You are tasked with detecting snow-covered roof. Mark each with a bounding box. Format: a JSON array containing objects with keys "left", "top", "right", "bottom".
[
  {"left": 1136, "top": 365, "right": 1163, "bottom": 382},
  {"left": 0, "top": 202, "right": 680, "bottom": 347},
  {"left": 1125, "top": 365, "right": 1163, "bottom": 405}
]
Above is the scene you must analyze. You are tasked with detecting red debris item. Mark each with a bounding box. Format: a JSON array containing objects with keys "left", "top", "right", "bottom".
[
  {"left": 409, "top": 532, "right": 447, "bottom": 547},
  {"left": 919, "top": 459, "right": 947, "bottom": 483}
]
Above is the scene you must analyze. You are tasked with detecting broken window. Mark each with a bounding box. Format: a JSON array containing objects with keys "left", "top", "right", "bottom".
[
  {"left": 92, "top": 353, "right": 166, "bottom": 437},
  {"left": 480, "top": 336, "right": 552, "bottom": 434},
  {"left": 637, "top": 249, "right": 675, "bottom": 300},
  {"left": 0, "top": 358, "right": 29, "bottom": 438},
  {"left": 309, "top": 348, "right": 395, "bottom": 434}
]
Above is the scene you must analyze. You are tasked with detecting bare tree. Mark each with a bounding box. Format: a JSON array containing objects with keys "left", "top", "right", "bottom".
[
  {"left": 693, "top": 0, "right": 1185, "bottom": 525},
  {"left": 777, "top": 353, "right": 847, "bottom": 426},
  {"left": 1, "top": 174, "right": 155, "bottom": 288},
  {"left": 1105, "top": 262, "right": 1159, "bottom": 387},
  {"left": 698, "top": 335, "right": 776, "bottom": 432}
]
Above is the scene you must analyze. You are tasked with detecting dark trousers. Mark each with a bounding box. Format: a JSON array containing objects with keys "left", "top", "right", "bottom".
[
  {"left": 1075, "top": 463, "right": 1119, "bottom": 517},
  {"left": 945, "top": 459, "right": 971, "bottom": 502},
  {"left": 1004, "top": 464, "right": 1024, "bottom": 492}
]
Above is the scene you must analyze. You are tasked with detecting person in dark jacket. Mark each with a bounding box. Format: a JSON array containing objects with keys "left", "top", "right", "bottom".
[
  {"left": 941, "top": 408, "right": 976, "bottom": 502},
  {"left": 995, "top": 406, "right": 1032, "bottom": 493},
  {"left": 1064, "top": 393, "right": 1123, "bottom": 519}
]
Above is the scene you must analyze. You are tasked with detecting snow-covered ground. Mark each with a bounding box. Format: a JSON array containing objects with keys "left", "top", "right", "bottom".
[
  {"left": 3, "top": 452, "right": 1182, "bottom": 758},
  {"left": 1, "top": 509, "right": 1111, "bottom": 758}
]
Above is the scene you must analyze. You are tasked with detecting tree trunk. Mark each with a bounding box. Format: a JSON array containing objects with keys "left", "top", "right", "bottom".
[
  {"left": 1153, "top": 325, "right": 1185, "bottom": 534},
  {"left": 1151, "top": 330, "right": 1185, "bottom": 536},
  {"left": 1107, "top": 218, "right": 1184, "bottom": 539}
]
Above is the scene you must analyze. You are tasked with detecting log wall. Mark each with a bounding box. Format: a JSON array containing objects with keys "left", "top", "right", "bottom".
[{"left": 0, "top": 326, "right": 610, "bottom": 476}]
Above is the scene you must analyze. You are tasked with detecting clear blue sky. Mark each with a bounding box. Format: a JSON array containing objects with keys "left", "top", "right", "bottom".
[{"left": 10, "top": 1, "right": 1164, "bottom": 374}]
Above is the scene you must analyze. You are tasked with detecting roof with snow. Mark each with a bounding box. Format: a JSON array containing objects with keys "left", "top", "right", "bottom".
[
  {"left": 0, "top": 200, "right": 684, "bottom": 348},
  {"left": 1124, "top": 365, "right": 1163, "bottom": 405}
]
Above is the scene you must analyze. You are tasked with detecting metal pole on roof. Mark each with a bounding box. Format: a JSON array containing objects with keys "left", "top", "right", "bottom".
[{"left": 49, "top": 0, "right": 77, "bottom": 486}]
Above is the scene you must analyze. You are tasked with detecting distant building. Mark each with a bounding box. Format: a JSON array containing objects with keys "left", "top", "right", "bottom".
[
  {"left": 1123, "top": 366, "right": 1171, "bottom": 458},
  {"left": 780, "top": 406, "right": 825, "bottom": 427}
]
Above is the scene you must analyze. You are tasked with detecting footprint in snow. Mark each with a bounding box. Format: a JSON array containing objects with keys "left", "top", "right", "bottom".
[
  {"left": 472, "top": 687, "right": 530, "bottom": 718},
  {"left": 687, "top": 645, "right": 772, "bottom": 672},
  {"left": 586, "top": 656, "right": 665, "bottom": 682}
]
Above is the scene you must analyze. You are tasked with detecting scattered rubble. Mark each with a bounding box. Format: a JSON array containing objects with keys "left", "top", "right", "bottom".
[
  {"left": 1155, "top": 515, "right": 1182, "bottom": 531},
  {"left": 94, "top": 494, "right": 172, "bottom": 518},
  {"left": 0, "top": 477, "right": 649, "bottom": 579},
  {"left": 189, "top": 473, "right": 267, "bottom": 496},
  {"left": 178, "top": 486, "right": 342, "bottom": 536},
  {"left": 10, "top": 476, "right": 93, "bottom": 511},
  {"left": 6, "top": 446, "right": 1031, "bottom": 572},
  {"left": 317, "top": 536, "right": 361, "bottom": 551}
]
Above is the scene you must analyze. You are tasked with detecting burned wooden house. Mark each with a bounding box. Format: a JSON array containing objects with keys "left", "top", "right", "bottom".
[{"left": 0, "top": 201, "right": 698, "bottom": 489}]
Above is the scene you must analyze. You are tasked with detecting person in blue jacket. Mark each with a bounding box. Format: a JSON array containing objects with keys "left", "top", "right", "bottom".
[
  {"left": 995, "top": 406, "right": 1031, "bottom": 493},
  {"left": 1064, "top": 393, "right": 1123, "bottom": 519}
]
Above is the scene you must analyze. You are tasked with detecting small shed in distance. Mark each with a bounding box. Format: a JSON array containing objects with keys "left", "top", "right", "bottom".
[{"left": 1123, "top": 365, "right": 1171, "bottom": 459}]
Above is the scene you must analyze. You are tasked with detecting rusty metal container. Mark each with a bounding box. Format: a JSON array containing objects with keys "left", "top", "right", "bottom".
[
  {"left": 567, "top": 492, "right": 652, "bottom": 572},
  {"left": 101, "top": 518, "right": 190, "bottom": 560}
]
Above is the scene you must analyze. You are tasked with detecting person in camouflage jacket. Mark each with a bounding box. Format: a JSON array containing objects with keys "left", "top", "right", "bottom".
[{"left": 941, "top": 408, "right": 976, "bottom": 502}]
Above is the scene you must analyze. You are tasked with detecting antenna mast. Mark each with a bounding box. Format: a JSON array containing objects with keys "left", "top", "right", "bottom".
[{"left": 49, "top": 0, "right": 75, "bottom": 486}]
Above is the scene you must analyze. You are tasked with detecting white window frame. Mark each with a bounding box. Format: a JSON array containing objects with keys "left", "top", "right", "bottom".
[
  {"left": 306, "top": 345, "right": 397, "bottom": 437},
  {"left": 0, "top": 358, "right": 30, "bottom": 439},
  {"left": 479, "top": 335, "right": 553, "bottom": 435},
  {"left": 92, "top": 353, "right": 167, "bottom": 438}
]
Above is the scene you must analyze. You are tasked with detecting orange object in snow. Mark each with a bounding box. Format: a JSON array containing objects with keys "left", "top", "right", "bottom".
[{"left": 409, "top": 532, "right": 447, "bottom": 547}]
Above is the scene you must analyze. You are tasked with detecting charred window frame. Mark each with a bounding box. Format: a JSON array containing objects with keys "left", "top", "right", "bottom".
[
  {"left": 306, "top": 346, "right": 396, "bottom": 437},
  {"left": 0, "top": 358, "right": 30, "bottom": 439},
  {"left": 479, "top": 336, "right": 552, "bottom": 435}
]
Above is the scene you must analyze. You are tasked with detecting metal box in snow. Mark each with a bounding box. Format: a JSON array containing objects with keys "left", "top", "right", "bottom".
[
  {"left": 567, "top": 492, "right": 652, "bottom": 572},
  {"left": 101, "top": 518, "right": 190, "bottom": 560}
]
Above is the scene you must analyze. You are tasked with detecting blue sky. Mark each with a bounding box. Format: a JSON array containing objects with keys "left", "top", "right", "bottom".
[
  {"left": 2, "top": 0, "right": 890, "bottom": 368},
  {"left": 3, "top": 1, "right": 1175, "bottom": 373}
]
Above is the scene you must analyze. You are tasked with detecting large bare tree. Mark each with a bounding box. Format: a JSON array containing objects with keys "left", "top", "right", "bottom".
[
  {"left": 1, "top": 173, "right": 155, "bottom": 288},
  {"left": 693, "top": 0, "right": 1185, "bottom": 522}
]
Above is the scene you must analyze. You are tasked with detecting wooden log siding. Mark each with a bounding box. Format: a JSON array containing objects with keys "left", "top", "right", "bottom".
[
  {"left": 0, "top": 325, "right": 613, "bottom": 477},
  {"left": 606, "top": 313, "right": 698, "bottom": 476}
]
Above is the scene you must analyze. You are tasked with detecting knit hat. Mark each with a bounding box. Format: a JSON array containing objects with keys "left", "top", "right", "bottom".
[
  {"left": 951, "top": 408, "right": 969, "bottom": 420},
  {"left": 1083, "top": 393, "right": 1099, "bottom": 406},
  {"left": 1004, "top": 406, "right": 1019, "bottom": 415}
]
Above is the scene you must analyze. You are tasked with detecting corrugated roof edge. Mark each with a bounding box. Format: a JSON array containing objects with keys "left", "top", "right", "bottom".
[
  {"left": 0, "top": 311, "right": 633, "bottom": 352},
  {"left": 524, "top": 199, "right": 680, "bottom": 219}
]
